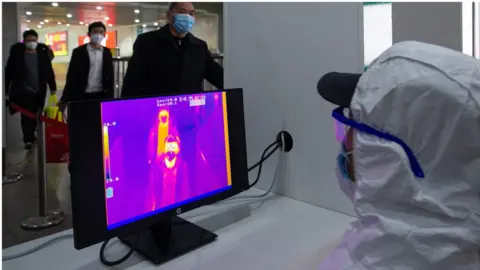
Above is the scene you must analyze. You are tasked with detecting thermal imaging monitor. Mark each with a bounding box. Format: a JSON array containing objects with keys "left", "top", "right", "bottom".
[
  {"left": 68, "top": 89, "right": 249, "bottom": 264},
  {"left": 101, "top": 92, "right": 233, "bottom": 229}
]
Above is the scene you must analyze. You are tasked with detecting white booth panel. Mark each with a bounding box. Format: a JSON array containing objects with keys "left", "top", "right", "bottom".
[{"left": 224, "top": 2, "right": 363, "bottom": 216}]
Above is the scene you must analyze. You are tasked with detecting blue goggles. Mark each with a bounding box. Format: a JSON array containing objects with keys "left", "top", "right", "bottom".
[{"left": 332, "top": 107, "right": 425, "bottom": 178}]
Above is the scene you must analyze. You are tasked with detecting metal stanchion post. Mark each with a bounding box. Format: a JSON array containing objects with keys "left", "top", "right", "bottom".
[
  {"left": 3, "top": 103, "right": 24, "bottom": 185},
  {"left": 21, "top": 112, "right": 65, "bottom": 230},
  {"left": 114, "top": 47, "right": 121, "bottom": 98}
]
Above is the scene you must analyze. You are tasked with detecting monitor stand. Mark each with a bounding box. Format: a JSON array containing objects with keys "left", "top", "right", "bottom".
[{"left": 118, "top": 216, "right": 217, "bottom": 265}]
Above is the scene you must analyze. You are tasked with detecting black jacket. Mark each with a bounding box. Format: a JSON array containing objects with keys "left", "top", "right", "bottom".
[
  {"left": 121, "top": 25, "right": 223, "bottom": 98},
  {"left": 61, "top": 44, "right": 114, "bottom": 102},
  {"left": 5, "top": 42, "right": 56, "bottom": 112}
]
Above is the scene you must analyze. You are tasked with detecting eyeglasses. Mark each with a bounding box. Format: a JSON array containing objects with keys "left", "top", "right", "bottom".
[{"left": 332, "top": 107, "right": 425, "bottom": 178}]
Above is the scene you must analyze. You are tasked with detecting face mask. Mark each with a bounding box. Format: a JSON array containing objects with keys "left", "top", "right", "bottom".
[
  {"left": 172, "top": 14, "right": 195, "bottom": 35},
  {"left": 337, "top": 144, "right": 353, "bottom": 181},
  {"left": 336, "top": 144, "right": 355, "bottom": 200},
  {"left": 90, "top": 34, "right": 104, "bottom": 45},
  {"left": 166, "top": 151, "right": 176, "bottom": 161},
  {"left": 25, "top": 42, "right": 37, "bottom": 50}
]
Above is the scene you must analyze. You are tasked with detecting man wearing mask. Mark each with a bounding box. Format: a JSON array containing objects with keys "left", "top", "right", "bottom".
[
  {"left": 58, "top": 21, "right": 114, "bottom": 112},
  {"left": 317, "top": 41, "right": 480, "bottom": 269},
  {"left": 5, "top": 29, "right": 57, "bottom": 150},
  {"left": 121, "top": 2, "right": 223, "bottom": 98}
]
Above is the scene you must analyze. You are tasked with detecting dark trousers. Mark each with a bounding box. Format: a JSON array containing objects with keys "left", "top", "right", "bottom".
[
  {"left": 21, "top": 113, "right": 37, "bottom": 144},
  {"left": 19, "top": 99, "right": 40, "bottom": 144}
]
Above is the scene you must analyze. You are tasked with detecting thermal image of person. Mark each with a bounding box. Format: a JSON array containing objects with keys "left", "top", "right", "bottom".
[
  {"left": 146, "top": 108, "right": 179, "bottom": 210},
  {"left": 317, "top": 41, "right": 480, "bottom": 270},
  {"left": 156, "top": 109, "right": 170, "bottom": 158},
  {"left": 155, "top": 135, "right": 190, "bottom": 209}
]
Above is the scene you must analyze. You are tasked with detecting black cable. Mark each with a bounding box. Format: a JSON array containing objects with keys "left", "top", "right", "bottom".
[
  {"left": 99, "top": 233, "right": 139, "bottom": 267},
  {"left": 247, "top": 141, "right": 278, "bottom": 172},
  {"left": 247, "top": 140, "right": 281, "bottom": 189}
]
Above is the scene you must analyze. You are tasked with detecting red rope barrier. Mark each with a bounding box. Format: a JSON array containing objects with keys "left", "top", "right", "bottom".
[{"left": 9, "top": 103, "right": 66, "bottom": 126}]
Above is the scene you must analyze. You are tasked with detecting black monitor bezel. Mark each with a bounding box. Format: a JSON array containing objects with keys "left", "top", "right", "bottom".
[{"left": 68, "top": 88, "right": 249, "bottom": 250}]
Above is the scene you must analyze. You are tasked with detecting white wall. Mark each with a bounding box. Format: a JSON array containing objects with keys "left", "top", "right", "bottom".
[
  {"left": 363, "top": 3, "right": 392, "bottom": 67},
  {"left": 392, "top": 2, "right": 463, "bottom": 52},
  {"left": 115, "top": 25, "right": 137, "bottom": 57},
  {"left": 476, "top": 2, "right": 480, "bottom": 58},
  {"left": 224, "top": 2, "right": 363, "bottom": 216}
]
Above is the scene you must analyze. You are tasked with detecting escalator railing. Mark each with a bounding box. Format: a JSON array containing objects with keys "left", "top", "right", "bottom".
[{"left": 112, "top": 53, "right": 224, "bottom": 98}]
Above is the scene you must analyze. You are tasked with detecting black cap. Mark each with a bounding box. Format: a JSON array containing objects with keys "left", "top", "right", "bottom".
[{"left": 317, "top": 72, "right": 362, "bottom": 107}]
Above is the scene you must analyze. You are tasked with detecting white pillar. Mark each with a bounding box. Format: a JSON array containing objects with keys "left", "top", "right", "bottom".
[
  {"left": 3, "top": 2, "right": 23, "bottom": 152},
  {"left": 392, "top": 2, "right": 463, "bottom": 52}
]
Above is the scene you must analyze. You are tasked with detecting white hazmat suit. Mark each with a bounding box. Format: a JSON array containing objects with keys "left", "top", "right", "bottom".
[{"left": 319, "top": 41, "right": 480, "bottom": 269}]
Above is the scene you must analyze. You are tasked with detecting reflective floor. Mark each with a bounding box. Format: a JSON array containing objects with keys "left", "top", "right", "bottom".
[{"left": 3, "top": 142, "right": 72, "bottom": 249}]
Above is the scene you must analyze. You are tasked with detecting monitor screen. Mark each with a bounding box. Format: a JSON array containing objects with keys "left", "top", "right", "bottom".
[{"left": 100, "top": 92, "right": 232, "bottom": 229}]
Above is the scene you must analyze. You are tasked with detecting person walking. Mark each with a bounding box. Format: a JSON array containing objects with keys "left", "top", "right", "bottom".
[
  {"left": 58, "top": 21, "right": 114, "bottom": 112},
  {"left": 5, "top": 29, "right": 57, "bottom": 150}
]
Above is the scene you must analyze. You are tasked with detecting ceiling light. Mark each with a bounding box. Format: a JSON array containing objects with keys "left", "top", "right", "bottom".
[
  {"left": 26, "top": 11, "right": 32, "bottom": 15},
  {"left": 135, "top": 19, "right": 140, "bottom": 23},
  {"left": 153, "top": 22, "right": 158, "bottom": 26},
  {"left": 27, "top": 20, "right": 31, "bottom": 23},
  {"left": 79, "top": 21, "right": 84, "bottom": 25},
  {"left": 66, "top": 14, "right": 72, "bottom": 18},
  {"left": 38, "top": 25, "right": 42, "bottom": 28},
  {"left": 142, "top": 24, "right": 146, "bottom": 28},
  {"left": 96, "top": 6, "right": 102, "bottom": 10},
  {"left": 108, "top": 23, "right": 113, "bottom": 27},
  {"left": 40, "top": 22, "right": 44, "bottom": 25},
  {"left": 44, "top": 19, "right": 49, "bottom": 23},
  {"left": 104, "top": 16, "right": 109, "bottom": 21},
  {"left": 134, "top": 9, "right": 140, "bottom": 14},
  {"left": 66, "top": 24, "right": 70, "bottom": 27},
  {"left": 52, "top": 2, "right": 58, "bottom": 7},
  {"left": 57, "top": 22, "right": 62, "bottom": 25}
]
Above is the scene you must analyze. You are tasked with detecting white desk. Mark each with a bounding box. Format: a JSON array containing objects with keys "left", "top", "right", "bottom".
[{"left": 3, "top": 189, "right": 354, "bottom": 270}]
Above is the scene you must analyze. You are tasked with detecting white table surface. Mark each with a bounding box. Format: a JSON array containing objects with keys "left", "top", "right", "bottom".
[{"left": 3, "top": 189, "right": 354, "bottom": 270}]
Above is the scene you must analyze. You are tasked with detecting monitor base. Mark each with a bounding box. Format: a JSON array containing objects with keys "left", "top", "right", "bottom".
[{"left": 118, "top": 216, "right": 217, "bottom": 265}]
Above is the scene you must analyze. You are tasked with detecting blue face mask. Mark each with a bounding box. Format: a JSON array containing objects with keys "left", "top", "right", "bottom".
[
  {"left": 337, "top": 143, "right": 353, "bottom": 182},
  {"left": 172, "top": 14, "right": 195, "bottom": 35}
]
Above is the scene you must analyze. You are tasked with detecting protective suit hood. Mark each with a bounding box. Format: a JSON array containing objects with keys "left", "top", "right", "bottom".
[{"left": 320, "top": 41, "right": 480, "bottom": 269}]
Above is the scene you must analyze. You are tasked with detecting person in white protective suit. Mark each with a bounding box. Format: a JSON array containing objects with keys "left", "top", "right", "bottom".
[{"left": 316, "top": 41, "right": 480, "bottom": 270}]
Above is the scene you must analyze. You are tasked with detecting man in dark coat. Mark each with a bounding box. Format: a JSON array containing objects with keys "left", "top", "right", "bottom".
[
  {"left": 5, "top": 29, "right": 57, "bottom": 150},
  {"left": 121, "top": 2, "right": 224, "bottom": 193},
  {"left": 58, "top": 21, "right": 114, "bottom": 111},
  {"left": 121, "top": 2, "right": 223, "bottom": 98}
]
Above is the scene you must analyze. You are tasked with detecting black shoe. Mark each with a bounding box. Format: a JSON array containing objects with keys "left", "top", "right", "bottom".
[{"left": 24, "top": 143, "right": 33, "bottom": 150}]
